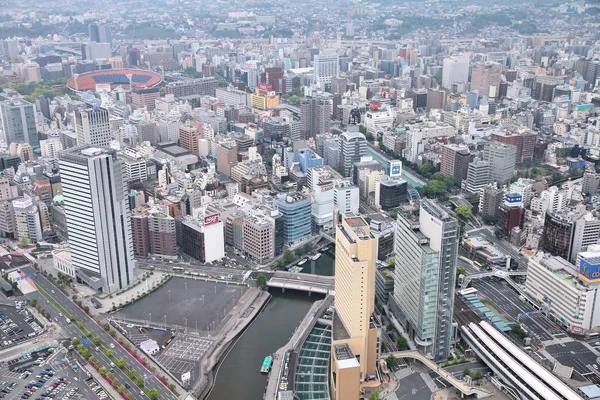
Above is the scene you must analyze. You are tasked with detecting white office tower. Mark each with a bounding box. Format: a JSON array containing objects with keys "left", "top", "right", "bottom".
[
  {"left": 59, "top": 147, "right": 135, "bottom": 293},
  {"left": 73, "top": 104, "right": 111, "bottom": 147},
  {"left": 442, "top": 53, "right": 470, "bottom": 89},
  {"left": 392, "top": 200, "right": 459, "bottom": 361},
  {"left": 313, "top": 52, "right": 339, "bottom": 89}
]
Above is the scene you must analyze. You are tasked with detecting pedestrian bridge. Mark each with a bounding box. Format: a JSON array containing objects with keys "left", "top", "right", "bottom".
[
  {"left": 267, "top": 271, "right": 335, "bottom": 295},
  {"left": 462, "top": 269, "right": 527, "bottom": 289},
  {"left": 384, "top": 350, "right": 493, "bottom": 398}
]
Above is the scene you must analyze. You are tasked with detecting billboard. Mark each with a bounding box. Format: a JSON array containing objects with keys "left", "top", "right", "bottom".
[
  {"left": 257, "top": 83, "right": 272, "bottom": 91},
  {"left": 579, "top": 258, "right": 600, "bottom": 283},
  {"left": 204, "top": 214, "right": 220, "bottom": 226},
  {"left": 319, "top": 183, "right": 333, "bottom": 192},
  {"left": 388, "top": 160, "right": 402, "bottom": 178}
]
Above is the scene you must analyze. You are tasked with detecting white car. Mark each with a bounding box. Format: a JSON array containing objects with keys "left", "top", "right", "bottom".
[
  {"left": 109, "top": 343, "right": 115, "bottom": 349},
  {"left": 594, "top": 364, "right": 598, "bottom": 370}
]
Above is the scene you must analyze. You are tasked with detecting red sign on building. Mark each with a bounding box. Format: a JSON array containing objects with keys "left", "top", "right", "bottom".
[
  {"left": 258, "top": 83, "right": 272, "bottom": 91},
  {"left": 204, "top": 214, "right": 220, "bottom": 226}
]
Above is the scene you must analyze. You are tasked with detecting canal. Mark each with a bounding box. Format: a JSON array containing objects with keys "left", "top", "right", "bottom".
[{"left": 209, "top": 251, "right": 334, "bottom": 399}]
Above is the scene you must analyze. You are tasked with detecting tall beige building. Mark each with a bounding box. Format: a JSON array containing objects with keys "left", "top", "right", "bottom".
[{"left": 331, "top": 214, "right": 379, "bottom": 400}]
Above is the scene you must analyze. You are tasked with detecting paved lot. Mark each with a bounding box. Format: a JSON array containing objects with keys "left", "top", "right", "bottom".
[
  {"left": 117, "top": 277, "right": 246, "bottom": 331},
  {"left": 545, "top": 341, "right": 600, "bottom": 376},
  {"left": 157, "top": 332, "right": 213, "bottom": 381},
  {"left": 390, "top": 372, "right": 431, "bottom": 400},
  {"left": 0, "top": 347, "right": 102, "bottom": 400},
  {"left": 0, "top": 306, "right": 38, "bottom": 346}
]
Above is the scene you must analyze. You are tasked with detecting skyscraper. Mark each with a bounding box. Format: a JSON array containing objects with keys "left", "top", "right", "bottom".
[
  {"left": 59, "top": 147, "right": 135, "bottom": 293},
  {"left": 338, "top": 126, "right": 367, "bottom": 177},
  {"left": 392, "top": 200, "right": 458, "bottom": 361},
  {"left": 331, "top": 213, "right": 379, "bottom": 400},
  {"left": 0, "top": 98, "right": 38, "bottom": 148},
  {"left": 442, "top": 53, "right": 470, "bottom": 89},
  {"left": 88, "top": 23, "right": 112, "bottom": 44},
  {"left": 73, "top": 104, "right": 111, "bottom": 147},
  {"left": 470, "top": 62, "right": 502, "bottom": 98},
  {"left": 300, "top": 95, "right": 331, "bottom": 139},
  {"left": 313, "top": 52, "right": 340, "bottom": 89},
  {"left": 482, "top": 142, "right": 517, "bottom": 187}
]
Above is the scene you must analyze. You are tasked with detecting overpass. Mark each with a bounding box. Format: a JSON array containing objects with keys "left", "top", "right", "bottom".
[
  {"left": 461, "top": 269, "right": 527, "bottom": 290},
  {"left": 385, "top": 350, "right": 493, "bottom": 398},
  {"left": 267, "top": 271, "right": 334, "bottom": 295},
  {"left": 461, "top": 321, "right": 583, "bottom": 400}
]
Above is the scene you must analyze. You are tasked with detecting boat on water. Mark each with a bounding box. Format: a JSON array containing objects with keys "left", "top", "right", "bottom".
[
  {"left": 311, "top": 253, "right": 322, "bottom": 261},
  {"left": 261, "top": 356, "right": 273, "bottom": 373},
  {"left": 297, "top": 258, "right": 308, "bottom": 266}
]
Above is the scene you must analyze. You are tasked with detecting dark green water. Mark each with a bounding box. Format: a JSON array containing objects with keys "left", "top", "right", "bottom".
[{"left": 208, "top": 291, "right": 320, "bottom": 400}]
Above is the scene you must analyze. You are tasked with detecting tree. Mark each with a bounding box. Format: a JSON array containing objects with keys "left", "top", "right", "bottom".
[
  {"left": 105, "top": 349, "right": 113, "bottom": 358},
  {"left": 118, "top": 384, "right": 125, "bottom": 393},
  {"left": 456, "top": 265, "right": 466, "bottom": 282},
  {"left": 386, "top": 355, "right": 398, "bottom": 369},
  {"left": 99, "top": 367, "right": 107, "bottom": 375},
  {"left": 256, "top": 273, "right": 267, "bottom": 290},
  {"left": 463, "top": 367, "right": 471, "bottom": 377},
  {"left": 396, "top": 336, "right": 409, "bottom": 350},
  {"left": 455, "top": 205, "right": 472, "bottom": 220},
  {"left": 116, "top": 358, "right": 126, "bottom": 369},
  {"left": 92, "top": 337, "right": 102, "bottom": 346},
  {"left": 20, "top": 236, "right": 28, "bottom": 247},
  {"left": 71, "top": 338, "right": 80, "bottom": 347},
  {"left": 148, "top": 389, "right": 159, "bottom": 400},
  {"left": 473, "top": 369, "right": 483, "bottom": 381},
  {"left": 29, "top": 298, "right": 37, "bottom": 307},
  {"left": 369, "top": 389, "right": 380, "bottom": 400},
  {"left": 282, "top": 249, "right": 294, "bottom": 264},
  {"left": 387, "top": 256, "right": 395, "bottom": 267}
]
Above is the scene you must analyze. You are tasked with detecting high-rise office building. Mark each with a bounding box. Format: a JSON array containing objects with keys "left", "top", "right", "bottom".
[
  {"left": 482, "top": 142, "right": 516, "bottom": 187},
  {"left": 88, "top": 23, "right": 112, "bottom": 44},
  {"left": 73, "top": 104, "right": 111, "bottom": 147},
  {"left": 300, "top": 95, "right": 331, "bottom": 139},
  {"left": 466, "top": 160, "right": 491, "bottom": 194},
  {"left": 273, "top": 192, "right": 312, "bottom": 245},
  {"left": 442, "top": 53, "right": 470, "bottom": 89},
  {"left": 0, "top": 98, "right": 39, "bottom": 148},
  {"left": 338, "top": 126, "right": 367, "bottom": 177},
  {"left": 542, "top": 210, "right": 600, "bottom": 264},
  {"left": 490, "top": 130, "right": 536, "bottom": 163},
  {"left": 331, "top": 213, "right": 379, "bottom": 400},
  {"left": 470, "top": 62, "right": 502, "bottom": 97},
  {"left": 392, "top": 200, "right": 458, "bottom": 361},
  {"left": 59, "top": 147, "right": 135, "bottom": 293},
  {"left": 313, "top": 52, "right": 340, "bottom": 89},
  {"left": 440, "top": 144, "right": 470, "bottom": 184}
]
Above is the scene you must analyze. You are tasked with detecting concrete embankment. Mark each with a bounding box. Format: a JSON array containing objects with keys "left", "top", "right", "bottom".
[{"left": 193, "top": 287, "right": 271, "bottom": 399}]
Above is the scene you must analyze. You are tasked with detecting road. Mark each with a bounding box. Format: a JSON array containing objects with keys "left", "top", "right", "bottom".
[
  {"left": 138, "top": 260, "right": 247, "bottom": 280},
  {"left": 21, "top": 267, "right": 178, "bottom": 400},
  {"left": 466, "top": 227, "right": 528, "bottom": 269}
]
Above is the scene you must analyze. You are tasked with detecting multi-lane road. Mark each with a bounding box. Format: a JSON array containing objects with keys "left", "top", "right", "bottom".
[{"left": 21, "top": 266, "right": 179, "bottom": 400}]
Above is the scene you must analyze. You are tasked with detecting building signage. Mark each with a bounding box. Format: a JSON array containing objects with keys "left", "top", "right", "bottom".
[
  {"left": 204, "top": 214, "right": 220, "bottom": 226},
  {"left": 571, "top": 326, "right": 584, "bottom": 334},
  {"left": 258, "top": 83, "right": 272, "bottom": 91},
  {"left": 388, "top": 160, "right": 402, "bottom": 178},
  {"left": 579, "top": 259, "right": 600, "bottom": 283},
  {"left": 320, "top": 183, "right": 333, "bottom": 192}
]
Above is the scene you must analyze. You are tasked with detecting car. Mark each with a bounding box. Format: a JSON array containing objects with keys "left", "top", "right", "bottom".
[
  {"left": 109, "top": 343, "right": 115, "bottom": 349},
  {"left": 29, "top": 388, "right": 37, "bottom": 393},
  {"left": 95, "top": 347, "right": 100, "bottom": 352},
  {"left": 51, "top": 290, "right": 55, "bottom": 294},
  {"left": 58, "top": 313, "right": 62, "bottom": 317},
  {"left": 594, "top": 364, "right": 598, "bottom": 370},
  {"left": 125, "top": 383, "right": 130, "bottom": 389}
]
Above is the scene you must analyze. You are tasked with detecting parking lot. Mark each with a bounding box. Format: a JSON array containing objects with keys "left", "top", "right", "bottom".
[
  {"left": 473, "top": 278, "right": 566, "bottom": 343},
  {"left": 0, "top": 306, "right": 41, "bottom": 350},
  {"left": 0, "top": 347, "right": 104, "bottom": 400},
  {"left": 545, "top": 341, "right": 600, "bottom": 378},
  {"left": 117, "top": 278, "right": 246, "bottom": 332},
  {"left": 157, "top": 332, "right": 213, "bottom": 382}
]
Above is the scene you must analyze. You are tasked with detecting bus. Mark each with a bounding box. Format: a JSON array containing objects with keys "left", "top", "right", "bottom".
[{"left": 172, "top": 267, "right": 184, "bottom": 272}]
